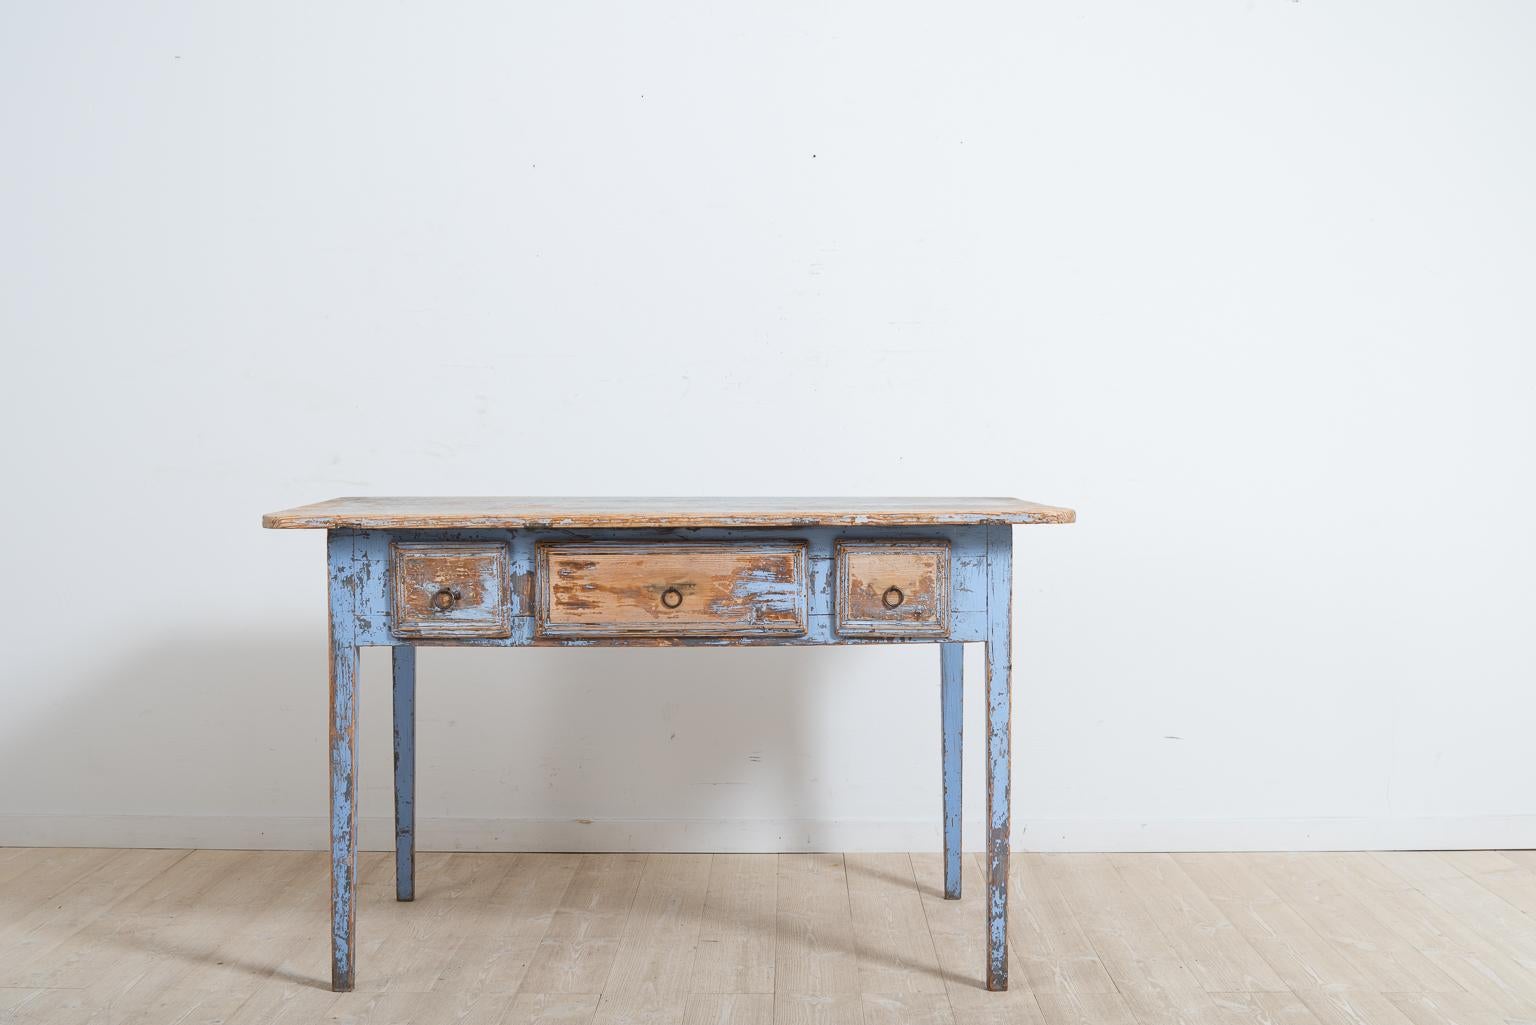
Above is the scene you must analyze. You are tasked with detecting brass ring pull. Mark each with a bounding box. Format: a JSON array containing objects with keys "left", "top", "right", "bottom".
[
  {"left": 882, "top": 585, "right": 905, "bottom": 609},
  {"left": 432, "top": 588, "right": 458, "bottom": 611},
  {"left": 660, "top": 587, "right": 684, "bottom": 609}
]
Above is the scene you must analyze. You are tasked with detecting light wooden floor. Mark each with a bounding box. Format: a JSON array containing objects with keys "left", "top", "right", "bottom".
[{"left": 1, "top": 850, "right": 1535, "bottom": 1025}]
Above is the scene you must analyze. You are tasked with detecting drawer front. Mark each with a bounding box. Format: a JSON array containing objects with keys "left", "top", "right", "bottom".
[
  {"left": 835, "top": 540, "right": 950, "bottom": 637},
  {"left": 391, "top": 541, "right": 512, "bottom": 639},
  {"left": 536, "top": 542, "right": 808, "bottom": 638}
]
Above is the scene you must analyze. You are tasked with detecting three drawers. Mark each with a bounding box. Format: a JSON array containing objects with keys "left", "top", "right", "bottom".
[
  {"left": 536, "top": 542, "right": 809, "bottom": 638},
  {"left": 388, "top": 538, "right": 952, "bottom": 640}
]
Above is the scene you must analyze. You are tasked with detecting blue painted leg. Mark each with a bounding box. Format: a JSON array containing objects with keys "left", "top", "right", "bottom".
[
  {"left": 327, "top": 532, "right": 361, "bottom": 992},
  {"left": 984, "top": 525, "right": 1013, "bottom": 991},
  {"left": 941, "top": 642, "right": 964, "bottom": 900},
  {"left": 393, "top": 645, "right": 417, "bottom": 902},
  {"left": 329, "top": 637, "right": 359, "bottom": 992}
]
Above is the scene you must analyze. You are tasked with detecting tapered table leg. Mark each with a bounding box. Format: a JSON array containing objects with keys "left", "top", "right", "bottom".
[
  {"left": 941, "top": 642, "right": 964, "bottom": 899},
  {"left": 984, "top": 525, "right": 1012, "bottom": 991},
  {"left": 329, "top": 636, "right": 359, "bottom": 992},
  {"left": 393, "top": 645, "right": 417, "bottom": 902}
]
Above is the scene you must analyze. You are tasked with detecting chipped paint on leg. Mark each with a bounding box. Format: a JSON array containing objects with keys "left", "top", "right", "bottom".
[
  {"left": 393, "top": 644, "right": 416, "bottom": 902},
  {"left": 941, "top": 641, "right": 964, "bottom": 899},
  {"left": 984, "top": 524, "right": 1012, "bottom": 991},
  {"left": 328, "top": 531, "right": 361, "bottom": 991}
]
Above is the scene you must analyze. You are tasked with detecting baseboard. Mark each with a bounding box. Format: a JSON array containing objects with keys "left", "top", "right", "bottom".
[{"left": 1, "top": 814, "right": 1532, "bottom": 852}]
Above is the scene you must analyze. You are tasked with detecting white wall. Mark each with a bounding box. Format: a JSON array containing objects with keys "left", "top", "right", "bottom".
[{"left": 2, "top": 1, "right": 1533, "bottom": 854}]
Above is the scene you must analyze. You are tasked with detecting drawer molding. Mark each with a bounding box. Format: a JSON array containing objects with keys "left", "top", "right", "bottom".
[
  {"left": 835, "top": 540, "right": 951, "bottom": 638},
  {"left": 536, "top": 541, "right": 809, "bottom": 638},
  {"left": 391, "top": 541, "right": 512, "bottom": 639}
]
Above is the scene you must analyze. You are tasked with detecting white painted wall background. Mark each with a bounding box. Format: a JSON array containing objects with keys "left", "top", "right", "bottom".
[{"left": 2, "top": 1, "right": 1533, "bottom": 854}]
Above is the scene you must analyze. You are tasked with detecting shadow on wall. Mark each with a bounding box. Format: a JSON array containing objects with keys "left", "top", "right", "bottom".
[{"left": 0, "top": 626, "right": 872, "bottom": 852}]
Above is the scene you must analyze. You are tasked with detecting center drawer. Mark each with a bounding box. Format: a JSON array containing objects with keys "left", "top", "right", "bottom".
[{"left": 535, "top": 542, "right": 809, "bottom": 638}]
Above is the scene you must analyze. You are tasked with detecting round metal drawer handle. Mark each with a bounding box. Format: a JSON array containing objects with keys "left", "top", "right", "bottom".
[
  {"left": 432, "top": 587, "right": 458, "bottom": 611},
  {"left": 660, "top": 587, "right": 684, "bottom": 609},
  {"left": 882, "top": 585, "right": 905, "bottom": 609}
]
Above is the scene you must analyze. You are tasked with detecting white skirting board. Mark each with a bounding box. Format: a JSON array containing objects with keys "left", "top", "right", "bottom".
[{"left": 1, "top": 815, "right": 1533, "bottom": 853}]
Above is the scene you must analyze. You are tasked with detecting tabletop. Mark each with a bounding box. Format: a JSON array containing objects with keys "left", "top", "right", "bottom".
[{"left": 262, "top": 496, "right": 1077, "bottom": 530}]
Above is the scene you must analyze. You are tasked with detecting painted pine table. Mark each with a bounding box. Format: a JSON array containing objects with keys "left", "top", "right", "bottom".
[{"left": 263, "top": 497, "right": 1075, "bottom": 993}]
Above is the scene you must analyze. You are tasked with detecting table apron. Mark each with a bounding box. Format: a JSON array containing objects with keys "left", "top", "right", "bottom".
[{"left": 328, "top": 525, "right": 996, "bottom": 647}]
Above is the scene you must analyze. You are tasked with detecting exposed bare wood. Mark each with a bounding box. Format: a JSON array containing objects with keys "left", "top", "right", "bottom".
[
  {"left": 391, "top": 541, "right": 512, "bottom": 639},
  {"left": 834, "top": 540, "right": 950, "bottom": 638},
  {"left": 536, "top": 542, "right": 808, "bottom": 638},
  {"left": 263, "top": 496, "right": 1078, "bottom": 530}
]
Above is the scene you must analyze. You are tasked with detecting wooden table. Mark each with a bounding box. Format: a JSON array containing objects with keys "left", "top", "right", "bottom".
[{"left": 263, "top": 497, "right": 1075, "bottom": 992}]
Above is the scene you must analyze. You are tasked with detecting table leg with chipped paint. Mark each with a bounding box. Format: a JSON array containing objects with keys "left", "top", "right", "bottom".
[
  {"left": 393, "top": 644, "right": 416, "bottom": 902},
  {"left": 940, "top": 641, "right": 964, "bottom": 900},
  {"left": 327, "top": 599, "right": 360, "bottom": 990},
  {"left": 984, "top": 523, "right": 1013, "bottom": 991}
]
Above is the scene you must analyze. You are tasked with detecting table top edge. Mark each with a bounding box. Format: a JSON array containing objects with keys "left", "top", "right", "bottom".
[{"left": 262, "top": 497, "right": 1077, "bottom": 530}]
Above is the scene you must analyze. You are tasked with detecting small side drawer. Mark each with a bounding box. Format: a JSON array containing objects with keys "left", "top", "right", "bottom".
[
  {"left": 835, "top": 540, "right": 950, "bottom": 638},
  {"left": 391, "top": 541, "right": 512, "bottom": 639},
  {"left": 536, "top": 542, "right": 808, "bottom": 638}
]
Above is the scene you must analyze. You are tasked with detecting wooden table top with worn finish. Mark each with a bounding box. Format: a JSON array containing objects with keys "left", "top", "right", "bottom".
[{"left": 262, "top": 496, "right": 1077, "bottom": 530}]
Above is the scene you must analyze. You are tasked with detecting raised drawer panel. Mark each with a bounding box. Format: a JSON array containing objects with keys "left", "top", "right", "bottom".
[
  {"left": 536, "top": 542, "right": 808, "bottom": 638},
  {"left": 835, "top": 540, "right": 950, "bottom": 637},
  {"left": 391, "top": 541, "right": 512, "bottom": 639}
]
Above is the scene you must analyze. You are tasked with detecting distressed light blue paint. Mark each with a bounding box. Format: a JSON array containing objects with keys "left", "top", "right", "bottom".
[
  {"left": 392, "top": 644, "right": 416, "bottom": 903},
  {"left": 326, "top": 533, "right": 361, "bottom": 992},
  {"left": 984, "top": 523, "right": 1013, "bottom": 991},
  {"left": 340, "top": 526, "right": 991, "bottom": 647},
  {"left": 318, "top": 519, "right": 1043, "bottom": 993},
  {"left": 941, "top": 641, "right": 964, "bottom": 900}
]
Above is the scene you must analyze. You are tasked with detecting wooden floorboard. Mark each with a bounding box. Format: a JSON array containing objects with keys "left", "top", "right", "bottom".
[{"left": 0, "top": 849, "right": 1532, "bottom": 1024}]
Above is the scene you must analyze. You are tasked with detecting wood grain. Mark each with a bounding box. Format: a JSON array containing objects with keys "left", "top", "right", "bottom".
[
  {"left": 522, "top": 853, "right": 647, "bottom": 994},
  {"left": 844, "top": 853, "right": 946, "bottom": 994},
  {"left": 536, "top": 542, "right": 808, "bottom": 638},
  {"left": 338, "top": 525, "right": 997, "bottom": 648},
  {"left": 835, "top": 541, "right": 950, "bottom": 638},
  {"left": 691, "top": 854, "right": 776, "bottom": 994},
  {"left": 774, "top": 854, "right": 860, "bottom": 996},
  {"left": 590, "top": 854, "right": 711, "bottom": 1025},
  {"left": 390, "top": 541, "right": 512, "bottom": 639},
  {"left": 262, "top": 496, "right": 1078, "bottom": 529},
  {"left": 2, "top": 850, "right": 1534, "bottom": 1024}
]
